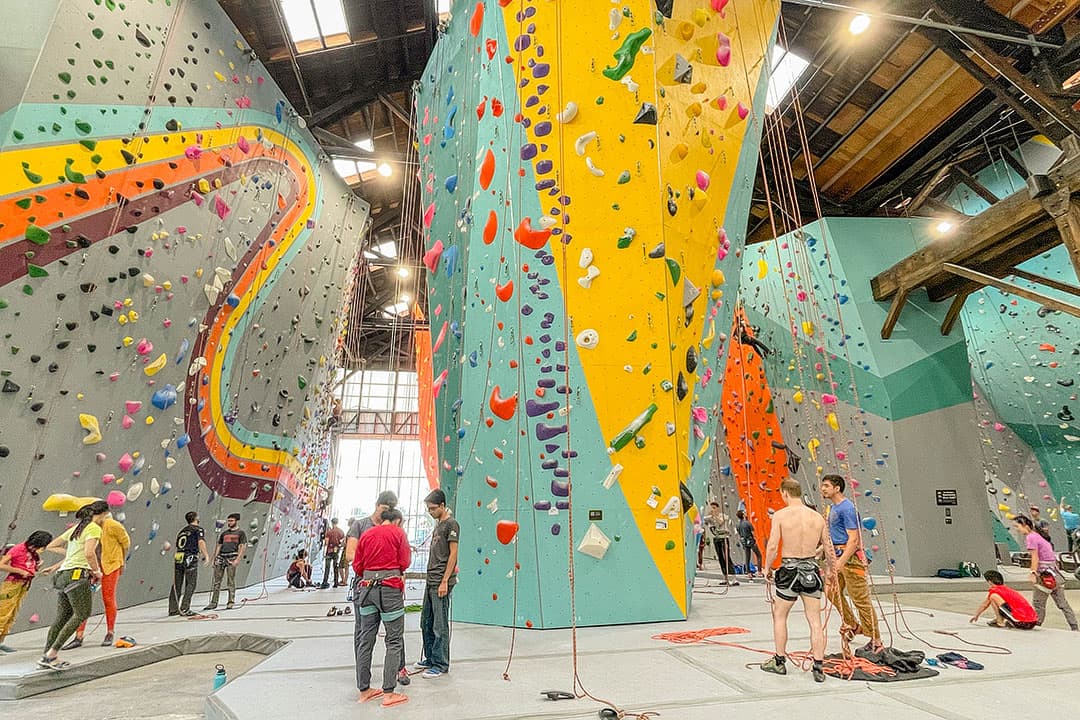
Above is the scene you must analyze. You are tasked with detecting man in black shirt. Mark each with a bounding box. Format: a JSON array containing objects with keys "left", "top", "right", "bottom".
[
  {"left": 169, "top": 511, "right": 209, "bottom": 616},
  {"left": 205, "top": 513, "right": 247, "bottom": 610},
  {"left": 414, "top": 489, "right": 459, "bottom": 679}
]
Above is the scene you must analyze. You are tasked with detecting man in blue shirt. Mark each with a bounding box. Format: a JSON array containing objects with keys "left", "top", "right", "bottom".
[
  {"left": 1061, "top": 500, "right": 1079, "bottom": 553},
  {"left": 821, "top": 475, "right": 882, "bottom": 652}
]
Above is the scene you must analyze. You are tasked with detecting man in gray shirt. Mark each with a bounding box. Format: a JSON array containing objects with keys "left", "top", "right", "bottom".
[{"left": 414, "top": 489, "right": 459, "bottom": 679}]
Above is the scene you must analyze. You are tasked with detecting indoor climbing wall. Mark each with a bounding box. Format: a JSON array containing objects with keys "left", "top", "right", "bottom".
[
  {"left": 961, "top": 244, "right": 1080, "bottom": 549},
  {"left": 417, "top": 0, "right": 779, "bottom": 628},
  {"left": 736, "top": 217, "right": 995, "bottom": 576},
  {"left": 0, "top": 0, "right": 366, "bottom": 632}
]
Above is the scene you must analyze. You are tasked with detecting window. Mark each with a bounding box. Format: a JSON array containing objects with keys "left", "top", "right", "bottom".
[
  {"left": 281, "top": 0, "right": 351, "bottom": 53},
  {"left": 330, "top": 138, "right": 377, "bottom": 184},
  {"left": 765, "top": 45, "right": 809, "bottom": 114},
  {"left": 437, "top": 0, "right": 452, "bottom": 21}
]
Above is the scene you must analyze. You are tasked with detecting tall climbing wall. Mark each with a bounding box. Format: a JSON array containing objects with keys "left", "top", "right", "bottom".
[
  {"left": 736, "top": 217, "right": 994, "bottom": 576},
  {"left": 417, "top": 0, "right": 779, "bottom": 628},
  {"left": 0, "top": 0, "right": 367, "bottom": 632},
  {"left": 962, "top": 245, "right": 1080, "bottom": 549}
]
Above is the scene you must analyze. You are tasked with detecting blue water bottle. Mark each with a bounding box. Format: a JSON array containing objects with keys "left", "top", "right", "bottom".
[{"left": 213, "top": 664, "right": 227, "bottom": 690}]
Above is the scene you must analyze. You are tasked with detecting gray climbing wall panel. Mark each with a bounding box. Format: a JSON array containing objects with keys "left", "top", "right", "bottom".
[{"left": 0, "top": 0, "right": 366, "bottom": 633}]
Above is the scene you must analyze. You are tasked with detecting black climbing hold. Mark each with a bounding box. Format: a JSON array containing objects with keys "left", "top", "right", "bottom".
[
  {"left": 655, "top": 0, "right": 673, "bottom": 18},
  {"left": 165, "top": 118, "right": 179, "bottom": 131},
  {"left": 77, "top": 235, "right": 91, "bottom": 248},
  {"left": 136, "top": 28, "right": 152, "bottom": 47},
  {"left": 676, "top": 372, "right": 688, "bottom": 402},
  {"left": 89, "top": 310, "right": 100, "bottom": 321},
  {"left": 667, "top": 198, "right": 678, "bottom": 216},
  {"left": 57, "top": 293, "right": 66, "bottom": 301},
  {"left": 647, "top": 242, "right": 665, "bottom": 259},
  {"left": 128, "top": 267, "right": 140, "bottom": 276},
  {"left": 57, "top": 340, "right": 69, "bottom": 349},
  {"left": 65, "top": 321, "right": 77, "bottom": 331},
  {"left": 633, "top": 103, "right": 657, "bottom": 125},
  {"left": 686, "top": 346, "right": 698, "bottom": 374},
  {"left": 87, "top": 344, "right": 96, "bottom": 352},
  {"left": 1059, "top": 378, "right": 1075, "bottom": 387},
  {"left": 0, "top": 446, "right": 9, "bottom": 458},
  {"left": 30, "top": 402, "right": 44, "bottom": 412},
  {"left": 107, "top": 245, "right": 119, "bottom": 254},
  {"left": 74, "top": 188, "right": 90, "bottom": 200},
  {"left": 120, "top": 149, "right": 136, "bottom": 164},
  {"left": 48, "top": 363, "right": 59, "bottom": 373},
  {"left": 30, "top": 354, "right": 41, "bottom": 363},
  {"left": 2, "top": 379, "right": 20, "bottom": 393},
  {"left": 673, "top": 54, "right": 693, "bottom": 84}
]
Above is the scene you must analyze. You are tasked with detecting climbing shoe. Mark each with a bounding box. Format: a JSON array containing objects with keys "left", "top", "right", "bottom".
[
  {"left": 760, "top": 655, "right": 787, "bottom": 675},
  {"left": 812, "top": 661, "right": 825, "bottom": 683}
]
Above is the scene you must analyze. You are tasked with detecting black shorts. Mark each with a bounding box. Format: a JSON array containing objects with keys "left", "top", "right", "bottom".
[
  {"left": 999, "top": 603, "right": 1036, "bottom": 629},
  {"left": 774, "top": 560, "right": 823, "bottom": 601}
]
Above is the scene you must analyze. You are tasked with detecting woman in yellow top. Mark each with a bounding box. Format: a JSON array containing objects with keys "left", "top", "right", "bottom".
[
  {"left": 63, "top": 511, "right": 131, "bottom": 649},
  {"left": 38, "top": 501, "right": 109, "bottom": 670}
]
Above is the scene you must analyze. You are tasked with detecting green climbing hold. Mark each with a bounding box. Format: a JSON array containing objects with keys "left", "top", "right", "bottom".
[
  {"left": 626, "top": 330, "right": 637, "bottom": 342},
  {"left": 86, "top": 75, "right": 97, "bottom": 85},
  {"left": 297, "top": 376, "right": 307, "bottom": 390},
  {"left": 0, "top": 299, "right": 7, "bottom": 309},
  {"left": 658, "top": 463, "right": 668, "bottom": 471},
  {"left": 22, "top": 285, "right": 33, "bottom": 296},
  {"left": 27, "top": 264, "right": 49, "bottom": 278},
  {"left": 58, "top": 71, "right": 72, "bottom": 84},
  {"left": 660, "top": 379, "right": 673, "bottom": 392},
  {"left": 92, "top": 28, "right": 104, "bottom": 39},
  {"left": 22, "top": 166, "right": 42, "bottom": 184},
  {"left": 664, "top": 540, "right": 676, "bottom": 551},
  {"left": 642, "top": 363, "right": 651, "bottom": 375},
  {"left": 15, "top": 198, "right": 31, "bottom": 210},
  {"left": 602, "top": 27, "right": 652, "bottom": 81},
  {"left": 609, "top": 403, "right": 658, "bottom": 451},
  {"left": 665, "top": 258, "right": 681, "bottom": 285},
  {"left": 79, "top": 139, "right": 96, "bottom": 150},
  {"left": 616, "top": 171, "right": 631, "bottom": 184},
  {"left": 64, "top": 162, "right": 87, "bottom": 184},
  {"left": 75, "top": 120, "right": 92, "bottom": 135},
  {"left": 12, "top": 129, "right": 24, "bottom": 141},
  {"left": 25, "top": 224, "right": 50, "bottom": 245}
]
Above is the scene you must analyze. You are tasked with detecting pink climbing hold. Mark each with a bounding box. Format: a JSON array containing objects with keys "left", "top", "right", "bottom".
[
  {"left": 696, "top": 170, "right": 710, "bottom": 191},
  {"left": 214, "top": 195, "right": 231, "bottom": 220},
  {"left": 102, "top": 473, "right": 116, "bottom": 485},
  {"left": 796, "top": 291, "right": 807, "bottom": 301},
  {"left": 432, "top": 321, "right": 449, "bottom": 353},
  {"left": 185, "top": 146, "right": 202, "bottom": 160},
  {"left": 737, "top": 102, "right": 750, "bottom": 120},
  {"left": 235, "top": 95, "right": 252, "bottom": 109},
  {"left": 716, "top": 33, "right": 731, "bottom": 66},
  {"left": 122, "top": 415, "right": 134, "bottom": 429},
  {"left": 711, "top": 0, "right": 730, "bottom": 16},
  {"left": 29, "top": 614, "right": 39, "bottom": 624},
  {"left": 118, "top": 453, "right": 134, "bottom": 473},
  {"left": 191, "top": 191, "right": 205, "bottom": 207},
  {"left": 423, "top": 201, "right": 436, "bottom": 228},
  {"left": 433, "top": 369, "right": 449, "bottom": 398},
  {"left": 136, "top": 338, "right": 153, "bottom": 356},
  {"left": 107, "top": 490, "right": 126, "bottom": 507},
  {"left": 125, "top": 401, "right": 143, "bottom": 414},
  {"left": 821, "top": 393, "right": 837, "bottom": 404},
  {"left": 715, "top": 95, "right": 728, "bottom": 111},
  {"left": 691, "top": 406, "right": 708, "bottom": 423},
  {"left": 993, "top": 422, "right": 1006, "bottom": 432},
  {"left": 423, "top": 240, "right": 445, "bottom": 273},
  {"left": 237, "top": 136, "right": 251, "bottom": 154}
]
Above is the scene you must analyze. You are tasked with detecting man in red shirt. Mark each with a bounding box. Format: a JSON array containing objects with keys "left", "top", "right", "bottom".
[
  {"left": 970, "top": 569, "right": 1038, "bottom": 629},
  {"left": 321, "top": 518, "right": 345, "bottom": 589},
  {"left": 353, "top": 508, "right": 410, "bottom": 708}
]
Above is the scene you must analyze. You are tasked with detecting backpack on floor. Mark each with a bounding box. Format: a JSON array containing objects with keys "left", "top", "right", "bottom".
[
  {"left": 936, "top": 568, "right": 963, "bottom": 579},
  {"left": 958, "top": 561, "right": 981, "bottom": 578}
]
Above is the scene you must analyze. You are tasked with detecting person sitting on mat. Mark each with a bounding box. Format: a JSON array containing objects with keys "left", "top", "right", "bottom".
[
  {"left": 287, "top": 550, "right": 314, "bottom": 588},
  {"left": 970, "top": 569, "right": 1037, "bottom": 629}
]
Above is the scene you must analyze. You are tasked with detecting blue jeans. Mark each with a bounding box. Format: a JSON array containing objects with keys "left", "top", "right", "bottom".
[{"left": 420, "top": 584, "right": 452, "bottom": 672}]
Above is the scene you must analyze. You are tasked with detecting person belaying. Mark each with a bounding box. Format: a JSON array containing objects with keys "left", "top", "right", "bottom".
[
  {"left": 1014, "top": 514, "right": 1078, "bottom": 631},
  {"left": 204, "top": 512, "right": 247, "bottom": 611},
  {"left": 415, "top": 489, "right": 459, "bottom": 679},
  {"left": 1060, "top": 499, "right": 1080, "bottom": 553},
  {"left": 735, "top": 509, "right": 763, "bottom": 579},
  {"left": 0, "top": 530, "right": 54, "bottom": 653},
  {"left": 169, "top": 511, "right": 210, "bottom": 617},
  {"left": 353, "top": 508, "right": 410, "bottom": 708},
  {"left": 704, "top": 502, "right": 737, "bottom": 586},
  {"left": 64, "top": 510, "right": 130, "bottom": 649},
  {"left": 321, "top": 517, "right": 345, "bottom": 589},
  {"left": 762, "top": 479, "right": 835, "bottom": 682},
  {"left": 820, "top": 474, "right": 883, "bottom": 652},
  {"left": 38, "top": 501, "right": 109, "bottom": 669},
  {"left": 971, "top": 569, "right": 1037, "bottom": 629}
]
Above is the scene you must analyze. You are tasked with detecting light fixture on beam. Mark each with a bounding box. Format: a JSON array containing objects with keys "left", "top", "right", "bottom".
[
  {"left": 849, "top": 13, "right": 871, "bottom": 35},
  {"left": 396, "top": 266, "right": 410, "bottom": 278},
  {"left": 377, "top": 162, "right": 393, "bottom": 177},
  {"left": 936, "top": 220, "right": 954, "bottom": 235}
]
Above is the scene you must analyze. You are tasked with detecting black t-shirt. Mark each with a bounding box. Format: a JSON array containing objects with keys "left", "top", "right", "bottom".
[
  {"left": 175, "top": 524, "right": 205, "bottom": 564},
  {"left": 426, "top": 517, "right": 460, "bottom": 587},
  {"left": 217, "top": 527, "right": 247, "bottom": 556}
]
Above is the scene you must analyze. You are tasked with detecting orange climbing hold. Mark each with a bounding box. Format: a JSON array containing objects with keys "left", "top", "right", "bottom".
[
  {"left": 479, "top": 148, "right": 495, "bottom": 190},
  {"left": 496, "top": 520, "right": 519, "bottom": 545},
  {"left": 1039, "top": 343, "right": 1057, "bottom": 352},
  {"left": 470, "top": 2, "right": 484, "bottom": 36},
  {"left": 489, "top": 385, "right": 518, "bottom": 420},
  {"left": 483, "top": 210, "right": 498, "bottom": 245},
  {"left": 495, "top": 280, "right": 514, "bottom": 302},
  {"left": 513, "top": 217, "right": 551, "bottom": 250}
]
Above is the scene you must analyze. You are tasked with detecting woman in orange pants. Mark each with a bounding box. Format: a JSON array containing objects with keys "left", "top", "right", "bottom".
[{"left": 63, "top": 513, "right": 130, "bottom": 648}]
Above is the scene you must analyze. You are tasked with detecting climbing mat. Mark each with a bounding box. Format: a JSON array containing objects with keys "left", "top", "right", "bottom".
[
  {"left": 416, "top": 0, "right": 780, "bottom": 628},
  {"left": 0, "top": 0, "right": 365, "bottom": 632}
]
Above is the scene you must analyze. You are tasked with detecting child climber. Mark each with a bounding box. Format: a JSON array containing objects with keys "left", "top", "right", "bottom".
[{"left": 0, "top": 531, "right": 55, "bottom": 652}]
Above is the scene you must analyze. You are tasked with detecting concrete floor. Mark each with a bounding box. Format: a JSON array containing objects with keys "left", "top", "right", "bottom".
[{"left": 2, "top": 566, "right": 1077, "bottom": 720}]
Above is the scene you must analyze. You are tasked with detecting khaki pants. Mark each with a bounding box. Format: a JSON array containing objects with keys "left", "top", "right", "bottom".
[
  {"left": 826, "top": 556, "right": 879, "bottom": 641},
  {"left": 0, "top": 580, "right": 29, "bottom": 641}
]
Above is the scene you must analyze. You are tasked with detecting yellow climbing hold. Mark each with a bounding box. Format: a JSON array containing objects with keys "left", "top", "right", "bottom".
[
  {"left": 197, "top": 178, "right": 211, "bottom": 194},
  {"left": 793, "top": 390, "right": 804, "bottom": 404},
  {"left": 127, "top": 310, "right": 139, "bottom": 322},
  {"left": 117, "top": 314, "right": 128, "bottom": 326},
  {"left": 702, "top": 321, "right": 715, "bottom": 349},
  {"left": 756, "top": 259, "right": 768, "bottom": 279},
  {"left": 80, "top": 413, "right": 103, "bottom": 444},
  {"left": 144, "top": 353, "right": 167, "bottom": 376},
  {"left": 214, "top": 71, "right": 227, "bottom": 82},
  {"left": 711, "top": 269, "right": 725, "bottom": 287},
  {"left": 43, "top": 493, "right": 101, "bottom": 513},
  {"left": 997, "top": 503, "right": 1010, "bottom": 512},
  {"left": 697, "top": 435, "right": 711, "bottom": 457},
  {"left": 122, "top": 336, "right": 134, "bottom": 347},
  {"left": 1002, "top": 487, "right": 1012, "bottom": 496},
  {"left": 826, "top": 412, "right": 839, "bottom": 432},
  {"left": 802, "top": 321, "right": 815, "bottom": 336},
  {"left": 807, "top": 438, "right": 820, "bottom": 461}
]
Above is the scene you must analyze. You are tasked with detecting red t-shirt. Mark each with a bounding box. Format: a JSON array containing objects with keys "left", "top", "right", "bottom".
[
  {"left": 353, "top": 524, "right": 410, "bottom": 590},
  {"left": 990, "top": 584, "right": 1037, "bottom": 622},
  {"left": 3, "top": 542, "right": 39, "bottom": 585},
  {"left": 324, "top": 527, "right": 344, "bottom": 552}
]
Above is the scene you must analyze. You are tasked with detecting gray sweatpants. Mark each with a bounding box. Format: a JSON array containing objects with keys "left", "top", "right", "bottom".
[
  {"left": 1033, "top": 583, "right": 1079, "bottom": 630},
  {"left": 354, "top": 583, "right": 405, "bottom": 693}
]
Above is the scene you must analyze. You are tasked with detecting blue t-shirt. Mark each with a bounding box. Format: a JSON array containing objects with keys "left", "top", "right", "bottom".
[
  {"left": 828, "top": 499, "right": 859, "bottom": 548},
  {"left": 1063, "top": 509, "right": 1079, "bottom": 532}
]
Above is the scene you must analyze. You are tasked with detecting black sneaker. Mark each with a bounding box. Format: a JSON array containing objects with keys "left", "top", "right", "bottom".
[
  {"left": 812, "top": 662, "right": 826, "bottom": 683},
  {"left": 760, "top": 655, "right": 787, "bottom": 675},
  {"left": 398, "top": 668, "right": 411, "bottom": 686},
  {"left": 60, "top": 638, "right": 83, "bottom": 651},
  {"left": 226, "top": 602, "right": 235, "bottom": 610},
  {"left": 203, "top": 605, "right": 217, "bottom": 611}
]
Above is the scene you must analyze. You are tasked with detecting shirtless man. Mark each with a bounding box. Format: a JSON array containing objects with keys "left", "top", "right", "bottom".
[{"left": 762, "top": 478, "right": 835, "bottom": 682}]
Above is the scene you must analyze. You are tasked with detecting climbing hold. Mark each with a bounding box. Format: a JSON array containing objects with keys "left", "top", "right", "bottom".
[
  {"left": 483, "top": 211, "right": 498, "bottom": 245},
  {"left": 609, "top": 404, "right": 658, "bottom": 451},
  {"left": 107, "top": 490, "right": 126, "bottom": 507},
  {"left": 489, "top": 386, "right": 518, "bottom": 420},
  {"left": 514, "top": 218, "right": 552, "bottom": 250},
  {"left": 143, "top": 353, "right": 167, "bottom": 376},
  {"left": 575, "top": 329, "right": 599, "bottom": 350},
  {"left": 556, "top": 101, "right": 578, "bottom": 123},
  {"left": 43, "top": 494, "right": 101, "bottom": 512},
  {"left": 496, "top": 520, "right": 520, "bottom": 545},
  {"left": 479, "top": 148, "right": 495, "bottom": 190},
  {"left": 80, "top": 413, "right": 103, "bottom": 444},
  {"left": 602, "top": 28, "right": 652, "bottom": 81}
]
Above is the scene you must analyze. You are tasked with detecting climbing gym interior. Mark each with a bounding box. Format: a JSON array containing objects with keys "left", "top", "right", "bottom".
[{"left": 2, "top": 0, "right": 1080, "bottom": 718}]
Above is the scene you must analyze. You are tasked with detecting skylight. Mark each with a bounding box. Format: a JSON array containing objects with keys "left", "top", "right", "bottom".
[
  {"left": 280, "top": 0, "right": 350, "bottom": 53},
  {"left": 437, "top": 0, "right": 452, "bottom": 21},
  {"left": 765, "top": 45, "right": 809, "bottom": 114},
  {"left": 331, "top": 139, "right": 378, "bottom": 183}
]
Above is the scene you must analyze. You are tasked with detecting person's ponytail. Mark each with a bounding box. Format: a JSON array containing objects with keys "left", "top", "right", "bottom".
[{"left": 71, "top": 500, "right": 109, "bottom": 540}]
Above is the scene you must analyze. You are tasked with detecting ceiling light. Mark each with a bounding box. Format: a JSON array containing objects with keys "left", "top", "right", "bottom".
[
  {"left": 400, "top": 293, "right": 411, "bottom": 304},
  {"left": 849, "top": 13, "right": 871, "bottom": 35},
  {"left": 396, "top": 266, "right": 410, "bottom": 278},
  {"left": 936, "top": 220, "right": 954, "bottom": 234},
  {"left": 377, "top": 162, "right": 393, "bottom": 177}
]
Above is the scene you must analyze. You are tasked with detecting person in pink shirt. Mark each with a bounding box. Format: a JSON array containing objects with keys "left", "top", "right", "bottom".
[
  {"left": 1015, "top": 515, "right": 1078, "bottom": 630},
  {"left": 0, "top": 531, "right": 55, "bottom": 652}
]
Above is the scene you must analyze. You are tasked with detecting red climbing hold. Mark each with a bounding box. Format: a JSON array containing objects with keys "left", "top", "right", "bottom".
[
  {"left": 495, "top": 280, "right": 514, "bottom": 302},
  {"left": 486, "top": 476, "right": 498, "bottom": 488},
  {"left": 489, "top": 385, "right": 518, "bottom": 420},
  {"left": 423, "top": 201, "right": 436, "bottom": 228},
  {"left": 479, "top": 148, "right": 495, "bottom": 190},
  {"left": 470, "top": 2, "right": 484, "bottom": 37},
  {"left": 486, "top": 38, "right": 498, "bottom": 60},
  {"left": 423, "top": 240, "right": 445, "bottom": 273},
  {"left": 514, "top": 217, "right": 551, "bottom": 250},
  {"left": 476, "top": 97, "right": 487, "bottom": 120},
  {"left": 496, "top": 520, "right": 520, "bottom": 545},
  {"left": 483, "top": 209, "right": 498, "bottom": 244},
  {"left": 491, "top": 98, "right": 504, "bottom": 117}
]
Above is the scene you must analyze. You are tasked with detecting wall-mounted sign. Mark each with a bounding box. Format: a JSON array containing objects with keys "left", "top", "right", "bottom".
[
  {"left": 935, "top": 489, "right": 958, "bottom": 506},
  {"left": 589, "top": 510, "right": 603, "bottom": 521}
]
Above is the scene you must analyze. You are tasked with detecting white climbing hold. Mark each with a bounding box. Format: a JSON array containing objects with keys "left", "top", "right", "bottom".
[
  {"left": 620, "top": 75, "right": 639, "bottom": 93},
  {"left": 555, "top": 101, "right": 578, "bottom": 123},
  {"left": 575, "top": 329, "right": 599, "bottom": 349},
  {"left": 575, "top": 131, "right": 597, "bottom": 156},
  {"left": 578, "top": 248, "right": 594, "bottom": 268},
  {"left": 577, "top": 265, "right": 601, "bottom": 289},
  {"left": 585, "top": 156, "right": 605, "bottom": 177}
]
